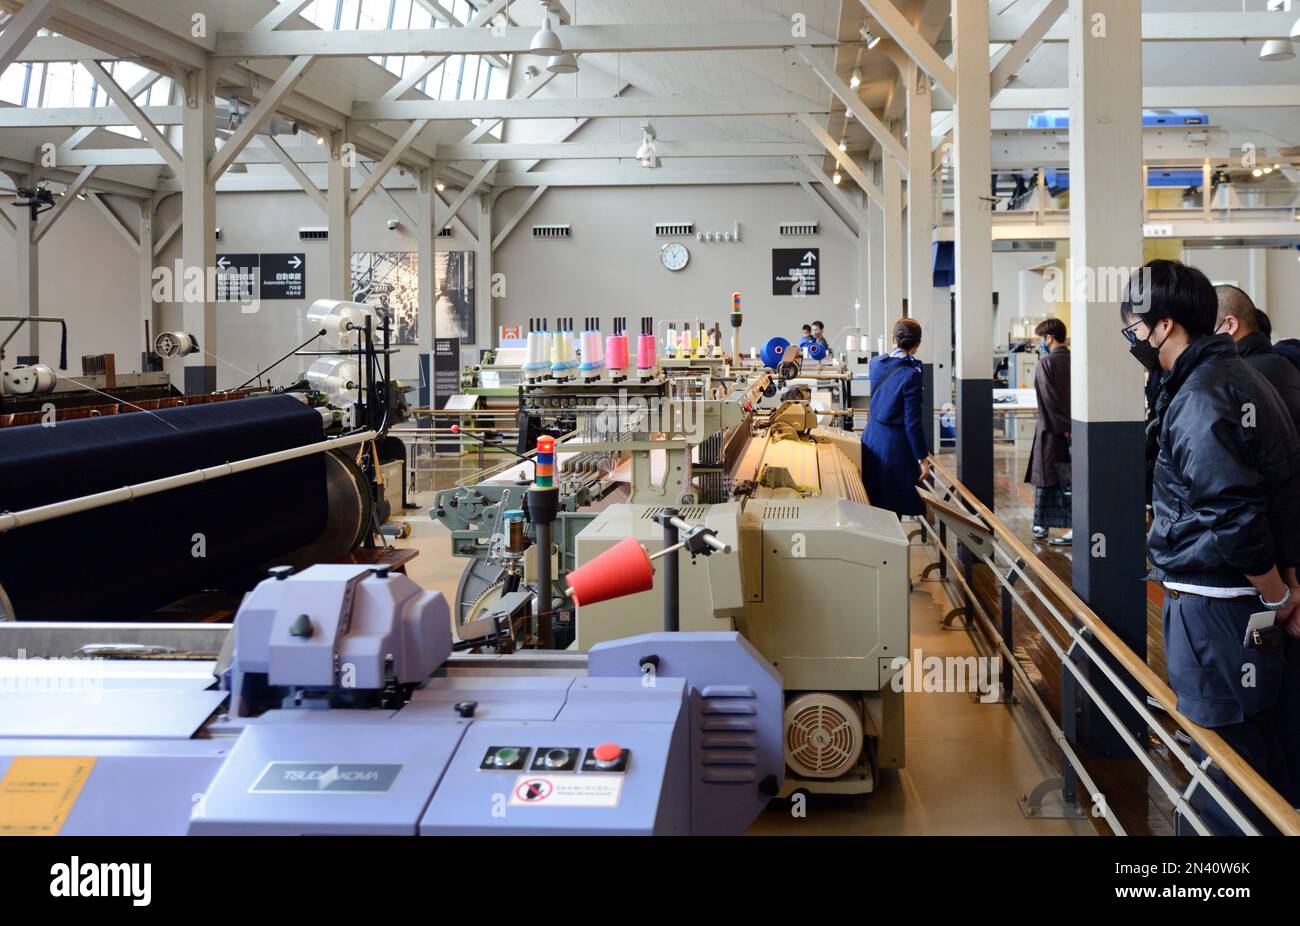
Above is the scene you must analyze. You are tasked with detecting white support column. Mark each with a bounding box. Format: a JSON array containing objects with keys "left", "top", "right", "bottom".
[
  {"left": 414, "top": 168, "right": 437, "bottom": 413},
  {"left": 857, "top": 213, "right": 870, "bottom": 345},
  {"left": 882, "top": 143, "right": 904, "bottom": 325},
  {"left": 327, "top": 129, "right": 352, "bottom": 300},
  {"left": 1067, "top": 0, "right": 1147, "bottom": 747},
  {"left": 416, "top": 169, "right": 435, "bottom": 359},
  {"left": 867, "top": 193, "right": 885, "bottom": 352},
  {"left": 952, "top": 0, "right": 994, "bottom": 506},
  {"left": 906, "top": 60, "right": 938, "bottom": 448},
  {"left": 11, "top": 175, "right": 39, "bottom": 360},
  {"left": 139, "top": 199, "right": 155, "bottom": 362},
  {"left": 180, "top": 70, "right": 217, "bottom": 393},
  {"left": 474, "top": 192, "right": 493, "bottom": 347},
  {"left": 1247, "top": 248, "right": 1269, "bottom": 311}
]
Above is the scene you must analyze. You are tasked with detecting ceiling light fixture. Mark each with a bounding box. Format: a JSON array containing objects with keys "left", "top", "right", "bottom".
[
  {"left": 1253, "top": 167, "right": 1264, "bottom": 177},
  {"left": 548, "top": 51, "right": 578, "bottom": 74},
  {"left": 531, "top": 1, "right": 564, "bottom": 57},
  {"left": 849, "top": 67, "right": 862, "bottom": 89},
  {"left": 435, "top": 178, "right": 446, "bottom": 192},
  {"left": 1260, "top": 38, "right": 1295, "bottom": 61},
  {"left": 832, "top": 168, "right": 843, "bottom": 185},
  {"left": 860, "top": 25, "right": 882, "bottom": 49}
]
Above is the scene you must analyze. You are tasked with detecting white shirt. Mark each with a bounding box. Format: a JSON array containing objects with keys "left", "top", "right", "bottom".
[{"left": 1163, "top": 582, "right": 1256, "bottom": 599}]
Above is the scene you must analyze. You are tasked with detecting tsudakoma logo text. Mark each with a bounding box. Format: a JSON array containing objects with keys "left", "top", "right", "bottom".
[
  {"left": 49, "top": 857, "right": 151, "bottom": 907},
  {"left": 251, "top": 762, "right": 402, "bottom": 793}
]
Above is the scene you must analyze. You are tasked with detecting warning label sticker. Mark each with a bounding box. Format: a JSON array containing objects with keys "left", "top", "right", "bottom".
[{"left": 509, "top": 774, "right": 623, "bottom": 808}]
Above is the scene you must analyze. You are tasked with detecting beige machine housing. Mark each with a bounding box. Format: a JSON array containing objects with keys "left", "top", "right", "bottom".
[{"left": 575, "top": 418, "right": 909, "bottom": 794}]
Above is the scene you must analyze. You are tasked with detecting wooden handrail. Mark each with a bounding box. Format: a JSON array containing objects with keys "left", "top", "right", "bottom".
[{"left": 929, "top": 456, "right": 1300, "bottom": 836}]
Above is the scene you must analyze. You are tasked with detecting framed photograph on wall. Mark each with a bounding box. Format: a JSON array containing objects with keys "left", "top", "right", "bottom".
[
  {"left": 436, "top": 250, "right": 475, "bottom": 343},
  {"left": 351, "top": 250, "right": 419, "bottom": 345},
  {"left": 349, "top": 250, "right": 475, "bottom": 345}
]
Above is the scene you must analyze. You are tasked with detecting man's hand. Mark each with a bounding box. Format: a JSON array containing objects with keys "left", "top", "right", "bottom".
[
  {"left": 917, "top": 457, "right": 932, "bottom": 485},
  {"left": 1284, "top": 587, "right": 1300, "bottom": 638}
]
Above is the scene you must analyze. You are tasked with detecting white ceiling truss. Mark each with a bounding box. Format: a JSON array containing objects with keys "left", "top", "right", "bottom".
[{"left": 0, "top": 0, "right": 1294, "bottom": 211}]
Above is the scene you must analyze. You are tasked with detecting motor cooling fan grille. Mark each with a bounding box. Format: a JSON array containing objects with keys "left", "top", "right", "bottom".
[{"left": 783, "top": 693, "right": 863, "bottom": 779}]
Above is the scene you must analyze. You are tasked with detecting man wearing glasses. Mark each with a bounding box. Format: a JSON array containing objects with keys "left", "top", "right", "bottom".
[{"left": 1121, "top": 259, "right": 1300, "bottom": 834}]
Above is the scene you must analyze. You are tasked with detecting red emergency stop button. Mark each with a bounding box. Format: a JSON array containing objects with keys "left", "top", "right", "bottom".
[{"left": 593, "top": 742, "right": 621, "bottom": 763}]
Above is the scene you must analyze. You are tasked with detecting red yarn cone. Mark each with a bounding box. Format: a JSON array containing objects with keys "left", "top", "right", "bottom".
[{"left": 567, "top": 536, "right": 655, "bottom": 605}]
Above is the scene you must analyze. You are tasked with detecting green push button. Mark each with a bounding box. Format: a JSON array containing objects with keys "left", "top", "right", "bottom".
[{"left": 493, "top": 747, "right": 521, "bottom": 768}]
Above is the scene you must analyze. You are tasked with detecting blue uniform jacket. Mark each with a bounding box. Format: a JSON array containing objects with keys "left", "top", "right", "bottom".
[{"left": 861, "top": 353, "right": 929, "bottom": 516}]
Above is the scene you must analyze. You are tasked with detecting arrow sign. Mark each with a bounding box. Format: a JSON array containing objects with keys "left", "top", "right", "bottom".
[
  {"left": 216, "top": 256, "right": 229, "bottom": 270},
  {"left": 771, "top": 248, "right": 820, "bottom": 296},
  {"left": 258, "top": 253, "right": 307, "bottom": 300}
]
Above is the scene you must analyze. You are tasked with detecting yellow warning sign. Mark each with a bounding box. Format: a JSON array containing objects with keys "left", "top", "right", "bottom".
[{"left": 0, "top": 757, "right": 96, "bottom": 836}]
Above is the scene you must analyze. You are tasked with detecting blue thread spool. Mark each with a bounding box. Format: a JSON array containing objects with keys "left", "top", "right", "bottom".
[{"left": 759, "top": 336, "right": 789, "bottom": 369}]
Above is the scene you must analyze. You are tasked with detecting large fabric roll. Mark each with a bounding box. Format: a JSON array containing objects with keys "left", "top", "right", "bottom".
[{"left": 0, "top": 395, "right": 329, "bottom": 620}]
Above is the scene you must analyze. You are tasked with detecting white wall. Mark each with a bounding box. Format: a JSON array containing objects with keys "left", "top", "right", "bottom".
[
  {"left": 153, "top": 188, "right": 478, "bottom": 390},
  {"left": 1182, "top": 246, "right": 1300, "bottom": 338},
  {"left": 0, "top": 198, "right": 142, "bottom": 372},
  {"left": 991, "top": 250, "right": 1056, "bottom": 347},
  {"left": 4, "top": 180, "right": 862, "bottom": 389},
  {"left": 491, "top": 182, "right": 860, "bottom": 353}
]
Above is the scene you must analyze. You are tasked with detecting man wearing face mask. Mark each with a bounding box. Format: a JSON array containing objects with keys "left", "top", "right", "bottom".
[
  {"left": 1122, "top": 259, "right": 1300, "bottom": 834},
  {"left": 1214, "top": 285, "right": 1300, "bottom": 428}
]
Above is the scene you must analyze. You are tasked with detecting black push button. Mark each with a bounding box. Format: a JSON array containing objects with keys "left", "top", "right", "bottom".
[{"left": 531, "top": 747, "right": 578, "bottom": 771}]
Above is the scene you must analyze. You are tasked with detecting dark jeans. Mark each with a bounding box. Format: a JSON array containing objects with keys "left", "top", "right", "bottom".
[{"left": 1164, "top": 590, "right": 1300, "bottom": 835}]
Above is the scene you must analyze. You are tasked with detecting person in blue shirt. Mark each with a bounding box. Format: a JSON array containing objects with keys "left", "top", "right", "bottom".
[
  {"left": 797, "top": 325, "right": 815, "bottom": 349},
  {"left": 862, "top": 318, "right": 931, "bottom": 516}
]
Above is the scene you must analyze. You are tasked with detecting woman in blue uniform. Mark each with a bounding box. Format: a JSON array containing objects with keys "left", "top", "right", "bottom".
[{"left": 862, "top": 319, "right": 931, "bottom": 516}]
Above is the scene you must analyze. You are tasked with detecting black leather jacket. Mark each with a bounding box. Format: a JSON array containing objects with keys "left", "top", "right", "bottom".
[
  {"left": 1236, "top": 330, "right": 1300, "bottom": 429},
  {"left": 1148, "top": 334, "right": 1300, "bottom": 586}
]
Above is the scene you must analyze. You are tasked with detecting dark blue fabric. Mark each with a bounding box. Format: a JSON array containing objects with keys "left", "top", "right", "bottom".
[
  {"left": 0, "top": 395, "right": 328, "bottom": 620},
  {"left": 861, "top": 354, "right": 929, "bottom": 516}
]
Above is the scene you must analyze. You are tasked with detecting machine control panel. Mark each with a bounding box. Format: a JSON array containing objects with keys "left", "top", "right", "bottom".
[
  {"left": 481, "top": 746, "right": 531, "bottom": 770},
  {"left": 485, "top": 744, "right": 629, "bottom": 773},
  {"left": 583, "top": 743, "right": 630, "bottom": 773}
]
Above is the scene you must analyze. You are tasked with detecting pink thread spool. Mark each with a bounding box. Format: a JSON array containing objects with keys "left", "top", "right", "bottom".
[
  {"left": 637, "top": 334, "right": 657, "bottom": 370},
  {"left": 606, "top": 334, "right": 629, "bottom": 371}
]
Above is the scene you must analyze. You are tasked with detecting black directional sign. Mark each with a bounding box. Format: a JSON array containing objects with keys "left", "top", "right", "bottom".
[
  {"left": 215, "top": 253, "right": 259, "bottom": 302},
  {"left": 772, "top": 248, "right": 820, "bottom": 296},
  {"left": 215, "top": 252, "right": 306, "bottom": 301},
  {"left": 259, "top": 252, "right": 306, "bottom": 300}
]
